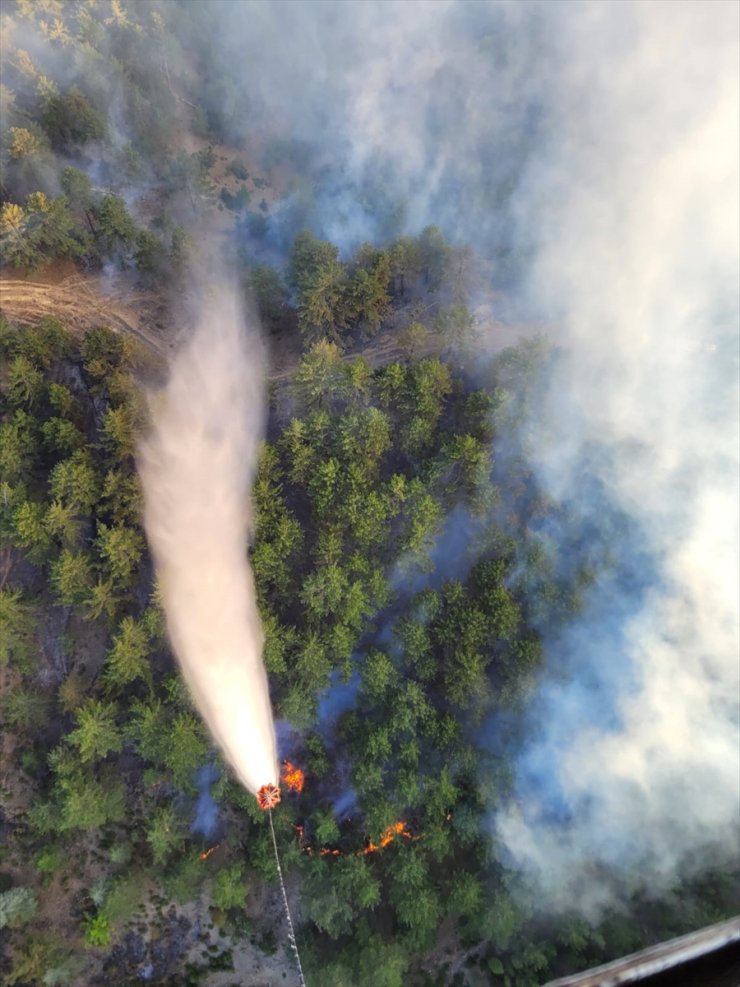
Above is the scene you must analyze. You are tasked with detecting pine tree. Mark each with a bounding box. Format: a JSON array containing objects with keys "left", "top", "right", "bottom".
[
  {"left": 146, "top": 804, "right": 184, "bottom": 864},
  {"left": 67, "top": 699, "right": 123, "bottom": 762},
  {"left": 0, "top": 887, "right": 38, "bottom": 929},
  {"left": 103, "top": 616, "right": 151, "bottom": 691},
  {"left": 96, "top": 523, "right": 144, "bottom": 588},
  {"left": 50, "top": 549, "right": 94, "bottom": 606}
]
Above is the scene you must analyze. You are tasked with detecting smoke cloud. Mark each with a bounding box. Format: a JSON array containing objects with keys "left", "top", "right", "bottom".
[
  {"left": 192, "top": 763, "right": 221, "bottom": 837},
  {"left": 492, "top": 0, "right": 740, "bottom": 910},
  {"left": 200, "top": 0, "right": 737, "bottom": 911},
  {"left": 138, "top": 281, "right": 278, "bottom": 794}
]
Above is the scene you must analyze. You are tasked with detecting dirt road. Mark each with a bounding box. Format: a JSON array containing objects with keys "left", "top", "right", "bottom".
[
  {"left": 0, "top": 274, "right": 174, "bottom": 358},
  {"left": 1, "top": 271, "right": 529, "bottom": 386}
]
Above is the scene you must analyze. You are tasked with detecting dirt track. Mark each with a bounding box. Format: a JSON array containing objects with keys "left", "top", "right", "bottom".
[
  {"left": 0, "top": 273, "right": 429, "bottom": 377},
  {"left": 1, "top": 272, "right": 526, "bottom": 388},
  {"left": 0, "top": 274, "right": 174, "bottom": 359}
]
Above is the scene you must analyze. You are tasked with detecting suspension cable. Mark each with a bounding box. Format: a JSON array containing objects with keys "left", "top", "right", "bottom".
[{"left": 268, "top": 808, "right": 307, "bottom": 987}]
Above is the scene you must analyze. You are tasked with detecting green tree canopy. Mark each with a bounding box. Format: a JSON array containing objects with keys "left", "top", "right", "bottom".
[
  {"left": 146, "top": 803, "right": 185, "bottom": 864},
  {"left": 0, "top": 887, "right": 39, "bottom": 930},
  {"left": 41, "top": 87, "right": 106, "bottom": 149},
  {"left": 1, "top": 193, "right": 87, "bottom": 271},
  {"left": 61, "top": 165, "right": 93, "bottom": 211},
  {"left": 68, "top": 699, "right": 123, "bottom": 762},
  {"left": 289, "top": 230, "right": 346, "bottom": 345},
  {"left": 103, "top": 615, "right": 152, "bottom": 692},
  {"left": 96, "top": 522, "right": 144, "bottom": 588},
  {"left": 91, "top": 194, "right": 137, "bottom": 253},
  {"left": 50, "top": 549, "right": 94, "bottom": 606}
]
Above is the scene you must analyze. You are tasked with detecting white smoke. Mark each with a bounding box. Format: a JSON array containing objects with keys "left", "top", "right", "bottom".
[
  {"left": 495, "top": 0, "right": 740, "bottom": 911},
  {"left": 138, "top": 282, "right": 278, "bottom": 794}
]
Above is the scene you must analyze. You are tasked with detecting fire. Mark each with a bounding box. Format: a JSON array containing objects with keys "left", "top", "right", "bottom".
[
  {"left": 293, "top": 824, "right": 316, "bottom": 854},
  {"left": 292, "top": 817, "right": 422, "bottom": 858},
  {"left": 363, "top": 821, "right": 412, "bottom": 855},
  {"left": 199, "top": 844, "right": 220, "bottom": 861},
  {"left": 281, "top": 761, "right": 305, "bottom": 793}
]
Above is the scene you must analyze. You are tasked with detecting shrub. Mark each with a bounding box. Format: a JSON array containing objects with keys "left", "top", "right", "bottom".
[
  {"left": 82, "top": 912, "right": 112, "bottom": 947},
  {"left": 219, "top": 186, "right": 250, "bottom": 211},
  {"left": 0, "top": 886, "right": 39, "bottom": 928},
  {"left": 35, "top": 845, "right": 65, "bottom": 883},
  {"left": 228, "top": 158, "right": 249, "bottom": 181}
]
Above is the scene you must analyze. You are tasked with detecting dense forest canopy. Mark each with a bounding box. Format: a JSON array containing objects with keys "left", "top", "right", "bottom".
[{"left": 1, "top": 2, "right": 738, "bottom": 986}]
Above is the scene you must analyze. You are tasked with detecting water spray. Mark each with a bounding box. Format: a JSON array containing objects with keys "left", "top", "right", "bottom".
[{"left": 138, "top": 281, "right": 307, "bottom": 984}]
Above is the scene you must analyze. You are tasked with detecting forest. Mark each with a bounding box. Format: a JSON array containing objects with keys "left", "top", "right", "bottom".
[{"left": 1, "top": 2, "right": 738, "bottom": 986}]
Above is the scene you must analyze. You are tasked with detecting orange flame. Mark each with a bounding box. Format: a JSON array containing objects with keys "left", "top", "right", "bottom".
[
  {"left": 293, "top": 818, "right": 420, "bottom": 859},
  {"left": 363, "top": 821, "right": 412, "bottom": 855},
  {"left": 281, "top": 761, "right": 305, "bottom": 793},
  {"left": 199, "top": 843, "right": 220, "bottom": 861}
]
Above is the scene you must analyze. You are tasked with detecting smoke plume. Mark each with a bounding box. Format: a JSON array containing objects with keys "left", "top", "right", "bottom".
[
  {"left": 192, "top": 763, "right": 221, "bottom": 837},
  {"left": 138, "top": 282, "right": 278, "bottom": 794},
  {"left": 202, "top": 0, "right": 737, "bottom": 911},
  {"left": 493, "top": 0, "right": 740, "bottom": 911}
]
